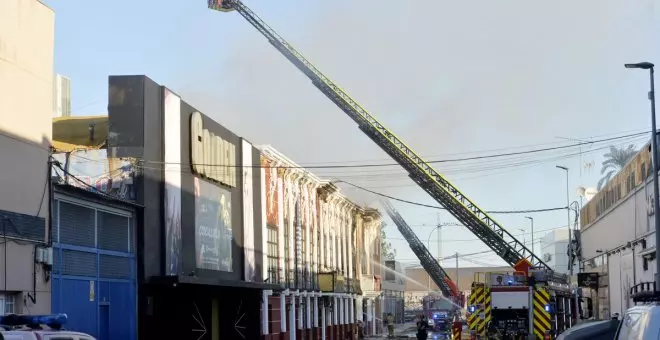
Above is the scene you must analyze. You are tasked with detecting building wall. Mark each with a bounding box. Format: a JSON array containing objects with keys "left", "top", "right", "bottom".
[
  {"left": 580, "top": 140, "right": 658, "bottom": 319},
  {"left": 540, "top": 229, "right": 570, "bottom": 274},
  {"left": 0, "top": 0, "right": 54, "bottom": 315}
]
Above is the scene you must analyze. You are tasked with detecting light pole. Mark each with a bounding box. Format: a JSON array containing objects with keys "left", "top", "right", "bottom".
[
  {"left": 625, "top": 61, "right": 659, "bottom": 286},
  {"left": 525, "top": 216, "right": 534, "bottom": 254},
  {"left": 518, "top": 228, "right": 526, "bottom": 247},
  {"left": 557, "top": 165, "right": 579, "bottom": 323}
]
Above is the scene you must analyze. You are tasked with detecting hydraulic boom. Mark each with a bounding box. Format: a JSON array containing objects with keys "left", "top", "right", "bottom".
[{"left": 208, "top": 0, "right": 562, "bottom": 278}]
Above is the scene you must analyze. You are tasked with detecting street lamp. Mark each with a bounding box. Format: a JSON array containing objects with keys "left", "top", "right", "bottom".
[
  {"left": 625, "top": 61, "right": 659, "bottom": 286},
  {"left": 525, "top": 216, "right": 534, "bottom": 254}
]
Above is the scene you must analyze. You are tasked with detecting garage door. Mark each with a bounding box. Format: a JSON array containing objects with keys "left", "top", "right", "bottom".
[{"left": 52, "top": 196, "right": 136, "bottom": 340}]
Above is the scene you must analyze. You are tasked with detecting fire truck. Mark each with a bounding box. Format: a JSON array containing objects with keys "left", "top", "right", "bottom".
[
  {"left": 466, "top": 269, "right": 575, "bottom": 340},
  {"left": 206, "top": 1, "right": 579, "bottom": 338}
]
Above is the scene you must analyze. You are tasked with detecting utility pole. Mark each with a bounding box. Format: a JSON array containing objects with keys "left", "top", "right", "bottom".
[{"left": 525, "top": 216, "right": 534, "bottom": 255}]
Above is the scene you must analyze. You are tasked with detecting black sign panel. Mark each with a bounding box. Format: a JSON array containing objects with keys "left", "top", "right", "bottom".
[{"left": 578, "top": 272, "right": 599, "bottom": 289}]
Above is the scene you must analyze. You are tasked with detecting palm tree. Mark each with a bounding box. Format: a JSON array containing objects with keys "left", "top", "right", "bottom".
[{"left": 597, "top": 144, "right": 638, "bottom": 190}]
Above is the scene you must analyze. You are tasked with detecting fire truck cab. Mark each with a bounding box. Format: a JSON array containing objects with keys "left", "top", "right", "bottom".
[{"left": 467, "top": 269, "right": 576, "bottom": 340}]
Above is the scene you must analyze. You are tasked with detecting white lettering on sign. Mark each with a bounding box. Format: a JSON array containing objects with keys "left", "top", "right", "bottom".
[{"left": 190, "top": 111, "right": 236, "bottom": 187}]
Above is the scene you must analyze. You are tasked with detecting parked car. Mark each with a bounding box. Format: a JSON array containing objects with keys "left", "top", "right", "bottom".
[{"left": 0, "top": 314, "right": 96, "bottom": 340}]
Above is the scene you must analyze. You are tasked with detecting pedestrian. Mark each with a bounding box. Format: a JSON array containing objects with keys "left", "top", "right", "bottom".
[
  {"left": 387, "top": 313, "right": 395, "bottom": 338},
  {"left": 416, "top": 314, "right": 429, "bottom": 340}
]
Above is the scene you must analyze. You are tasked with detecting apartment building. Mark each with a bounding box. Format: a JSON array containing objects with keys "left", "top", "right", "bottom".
[
  {"left": 0, "top": 0, "right": 55, "bottom": 314},
  {"left": 259, "top": 146, "right": 383, "bottom": 340}
]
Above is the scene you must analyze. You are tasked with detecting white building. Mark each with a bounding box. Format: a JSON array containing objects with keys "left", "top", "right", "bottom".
[
  {"left": 52, "top": 74, "right": 71, "bottom": 118},
  {"left": 258, "top": 145, "right": 384, "bottom": 339},
  {"left": 540, "top": 229, "right": 571, "bottom": 275},
  {"left": 0, "top": 0, "right": 55, "bottom": 314},
  {"left": 580, "top": 140, "right": 657, "bottom": 319}
]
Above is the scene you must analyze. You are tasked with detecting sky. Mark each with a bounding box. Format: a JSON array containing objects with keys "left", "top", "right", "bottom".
[{"left": 47, "top": 0, "right": 660, "bottom": 269}]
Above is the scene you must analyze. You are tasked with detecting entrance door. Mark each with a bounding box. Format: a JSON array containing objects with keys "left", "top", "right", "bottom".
[{"left": 99, "top": 304, "right": 110, "bottom": 340}]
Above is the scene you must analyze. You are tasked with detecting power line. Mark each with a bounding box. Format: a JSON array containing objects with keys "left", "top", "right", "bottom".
[
  {"left": 297, "top": 128, "right": 649, "bottom": 165},
  {"left": 338, "top": 179, "right": 567, "bottom": 214},
  {"left": 130, "top": 130, "right": 647, "bottom": 170}
]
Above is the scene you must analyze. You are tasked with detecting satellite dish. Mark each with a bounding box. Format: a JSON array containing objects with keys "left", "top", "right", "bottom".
[
  {"left": 576, "top": 186, "right": 586, "bottom": 197},
  {"left": 584, "top": 188, "right": 598, "bottom": 201}
]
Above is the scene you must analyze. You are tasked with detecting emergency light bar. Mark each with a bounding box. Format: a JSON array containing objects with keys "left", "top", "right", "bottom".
[{"left": 0, "top": 314, "right": 67, "bottom": 330}]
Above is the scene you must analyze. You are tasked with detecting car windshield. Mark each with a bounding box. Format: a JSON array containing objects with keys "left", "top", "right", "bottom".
[{"left": 431, "top": 299, "right": 454, "bottom": 311}]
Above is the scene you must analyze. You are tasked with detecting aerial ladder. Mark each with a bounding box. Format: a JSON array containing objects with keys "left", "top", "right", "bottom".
[
  {"left": 381, "top": 200, "right": 462, "bottom": 334},
  {"left": 208, "top": 0, "right": 575, "bottom": 336}
]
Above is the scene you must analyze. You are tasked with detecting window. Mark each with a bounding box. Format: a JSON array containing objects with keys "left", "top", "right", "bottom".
[
  {"left": 267, "top": 226, "right": 279, "bottom": 283},
  {"left": 0, "top": 294, "right": 16, "bottom": 315}
]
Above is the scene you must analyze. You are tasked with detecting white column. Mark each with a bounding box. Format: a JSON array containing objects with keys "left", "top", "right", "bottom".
[
  {"left": 345, "top": 297, "right": 349, "bottom": 324},
  {"left": 298, "top": 292, "right": 304, "bottom": 330},
  {"left": 333, "top": 296, "right": 338, "bottom": 325},
  {"left": 306, "top": 294, "right": 312, "bottom": 329},
  {"left": 366, "top": 298, "right": 373, "bottom": 335},
  {"left": 288, "top": 175, "right": 297, "bottom": 281},
  {"left": 339, "top": 296, "right": 344, "bottom": 325},
  {"left": 342, "top": 204, "right": 349, "bottom": 276},
  {"left": 347, "top": 207, "right": 354, "bottom": 280},
  {"left": 290, "top": 293, "right": 296, "bottom": 340},
  {"left": 313, "top": 295, "right": 319, "bottom": 328},
  {"left": 302, "top": 182, "right": 311, "bottom": 281},
  {"left": 371, "top": 301, "right": 376, "bottom": 335},
  {"left": 280, "top": 290, "right": 289, "bottom": 332},
  {"left": 321, "top": 303, "right": 326, "bottom": 340},
  {"left": 310, "top": 183, "right": 318, "bottom": 276},
  {"left": 320, "top": 203, "right": 326, "bottom": 268},
  {"left": 277, "top": 176, "right": 285, "bottom": 282},
  {"left": 262, "top": 290, "right": 273, "bottom": 335}
]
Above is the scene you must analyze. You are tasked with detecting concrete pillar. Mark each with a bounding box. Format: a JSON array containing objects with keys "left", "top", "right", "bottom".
[
  {"left": 262, "top": 290, "right": 273, "bottom": 335},
  {"left": 322, "top": 303, "right": 326, "bottom": 340},
  {"left": 346, "top": 206, "right": 353, "bottom": 281},
  {"left": 340, "top": 296, "right": 345, "bottom": 325},
  {"left": 333, "top": 296, "right": 338, "bottom": 325},
  {"left": 298, "top": 293, "right": 304, "bottom": 330},
  {"left": 306, "top": 294, "right": 312, "bottom": 329},
  {"left": 371, "top": 301, "right": 376, "bottom": 335},
  {"left": 313, "top": 295, "right": 319, "bottom": 327},
  {"left": 290, "top": 293, "right": 297, "bottom": 340},
  {"left": 277, "top": 175, "right": 285, "bottom": 282},
  {"left": 280, "top": 290, "right": 289, "bottom": 332}
]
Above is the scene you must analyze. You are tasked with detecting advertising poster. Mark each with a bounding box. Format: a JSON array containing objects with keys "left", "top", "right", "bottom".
[
  {"left": 195, "top": 177, "right": 233, "bottom": 272},
  {"left": 163, "top": 89, "right": 182, "bottom": 276},
  {"left": 242, "top": 139, "right": 257, "bottom": 282}
]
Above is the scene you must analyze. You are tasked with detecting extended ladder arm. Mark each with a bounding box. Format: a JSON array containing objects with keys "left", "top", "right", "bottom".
[
  {"left": 381, "top": 199, "right": 458, "bottom": 298},
  {"left": 209, "top": 0, "right": 554, "bottom": 273}
]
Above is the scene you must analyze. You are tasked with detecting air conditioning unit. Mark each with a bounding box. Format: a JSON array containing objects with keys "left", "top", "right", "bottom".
[{"left": 543, "top": 253, "right": 552, "bottom": 262}]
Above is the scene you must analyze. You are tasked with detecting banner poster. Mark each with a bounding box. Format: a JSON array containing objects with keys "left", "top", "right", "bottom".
[{"left": 194, "top": 177, "right": 233, "bottom": 272}]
